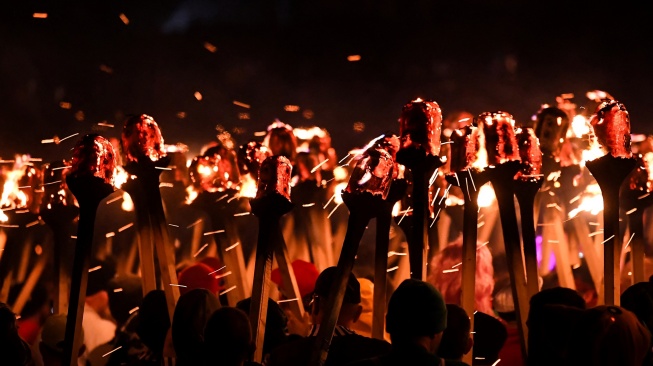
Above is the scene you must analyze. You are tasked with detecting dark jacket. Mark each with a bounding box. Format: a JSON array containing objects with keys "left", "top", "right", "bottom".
[
  {"left": 267, "top": 328, "right": 390, "bottom": 366},
  {"left": 345, "top": 343, "right": 446, "bottom": 366}
]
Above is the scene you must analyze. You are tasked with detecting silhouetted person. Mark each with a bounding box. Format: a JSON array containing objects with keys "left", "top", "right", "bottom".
[
  {"left": 565, "top": 306, "right": 650, "bottom": 366},
  {"left": 0, "top": 302, "right": 34, "bottom": 365},
  {"left": 204, "top": 307, "right": 261, "bottom": 366},
  {"left": 268, "top": 267, "right": 390, "bottom": 366},
  {"left": 527, "top": 287, "right": 586, "bottom": 366},
  {"left": 437, "top": 304, "right": 472, "bottom": 366},
  {"left": 172, "top": 288, "right": 221, "bottom": 366},
  {"left": 348, "top": 279, "right": 448, "bottom": 366}
]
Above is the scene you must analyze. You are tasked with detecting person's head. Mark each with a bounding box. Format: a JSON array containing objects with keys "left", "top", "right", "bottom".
[
  {"left": 294, "top": 151, "right": 321, "bottom": 182},
  {"left": 0, "top": 302, "right": 19, "bottom": 339},
  {"left": 386, "top": 279, "right": 447, "bottom": 354},
  {"left": 311, "top": 267, "right": 362, "bottom": 327},
  {"left": 107, "top": 274, "right": 143, "bottom": 327},
  {"left": 428, "top": 238, "right": 495, "bottom": 315},
  {"left": 526, "top": 287, "right": 586, "bottom": 366},
  {"left": 566, "top": 306, "right": 651, "bottom": 366},
  {"left": 621, "top": 281, "right": 653, "bottom": 331},
  {"left": 348, "top": 277, "right": 375, "bottom": 338},
  {"left": 8, "top": 280, "right": 51, "bottom": 322},
  {"left": 271, "top": 259, "right": 319, "bottom": 309},
  {"left": 264, "top": 122, "right": 297, "bottom": 162},
  {"left": 528, "top": 286, "right": 585, "bottom": 326},
  {"left": 177, "top": 262, "right": 221, "bottom": 296},
  {"left": 472, "top": 311, "right": 507, "bottom": 365},
  {"left": 136, "top": 290, "right": 171, "bottom": 356},
  {"left": 86, "top": 257, "right": 117, "bottom": 315},
  {"left": 0, "top": 302, "right": 35, "bottom": 365},
  {"left": 39, "top": 314, "right": 85, "bottom": 366},
  {"left": 437, "top": 304, "right": 472, "bottom": 361},
  {"left": 172, "top": 288, "right": 221, "bottom": 364},
  {"left": 204, "top": 307, "right": 254, "bottom": 366},
  {"left": 236, "top": 297, "right": 288, "bottom": 356},
  {"left": 527, "top": 304, "right": 584, "bottom": 366},
  {"left": 493, "top": 283, "right": 516, "bottom": 323}
]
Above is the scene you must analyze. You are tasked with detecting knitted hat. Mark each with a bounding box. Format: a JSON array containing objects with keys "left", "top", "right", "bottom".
[
  {"left": 313, "top": 267, "right": 361, "bottom": 304},
  {"left": 41, "top": 314, "right": 84, "bottom": 354},
  {"left": 271, "top": 259, "right": 320, "bottom": 299},
  {"left": 178, "top": 262, "right": 220, "bottom": 296},
  {"left": 386, "top": 279, "right": 447, "bottom": 336}
]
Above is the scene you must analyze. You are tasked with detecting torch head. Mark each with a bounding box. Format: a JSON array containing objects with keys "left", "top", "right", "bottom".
[
  {"left": 589, "top": 100, "right": 632, "bottom": 158},
  {"left": 398, "top": 98, "right": 442, "bottom": 156},
  {"left": 70, "top": 134, "right": 117, "bottom": 186},
  {"left": 255, "top": 156, "right": 293, "bottom": 201},
  {"left": 264, "top": 121, "right": 297, "bottom": 162},
  {"left": 189, "top": 145, "right": 241, "bottom": 193},
  {"left": 237, "top": 140, "right": 270, "bottom": 179},
  {"left": 345, "top": 147, "right": 394, "bottom": 200},
  {"left": 534, "top": 107, "right": 569, "bottom": 158},
  {"left": 41, "top": 160, "right": 74, "bottom": 208},
  {"left": 448, "top": 125, "right": 479, "bottom": 173},
  {"left": 121, "top": 114, "right": 165, "bottom": 163},
  {"left": 295, "top": 151, "right": 321, "bottom": 183},
  {"left": 376, "top": 133, "right": 401, "bottom": 161},
  {"left": 515, "top": 127, "right": 543, "bottom": 181},
  {"left": 477, "top": 111, "right": 521, "bottom": 166}
]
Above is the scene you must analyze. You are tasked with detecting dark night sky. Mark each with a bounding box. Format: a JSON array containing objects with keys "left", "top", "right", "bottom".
[{"left": 1, "top": 0, "right": 652, "bottom": 161}]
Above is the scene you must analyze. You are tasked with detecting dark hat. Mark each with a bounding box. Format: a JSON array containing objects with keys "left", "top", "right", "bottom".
[
  {"left": 386, "top": 279, "right": 447, "bottom": 336},
  {"left": 313, "top": 267, "right": 361, "bottom": 304},
  {"left": 86, "top": 257, "right": 117, "bottom": 296},
  {"left": 107, "top": 274, "right": 143, "bottom": 326}
]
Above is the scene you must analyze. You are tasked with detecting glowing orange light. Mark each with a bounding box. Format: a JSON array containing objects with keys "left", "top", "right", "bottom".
[
  {"left": 233, "top": 100, "right": 251, "bottom": 109},
  {"left": 59, "top": 102, "right": 71, "bottom": 109},
  {"left": 204, "top": 42, "right": 217, "bottom": 53},
  {"left": 119, "top": 13, "right": 130, "bottom": 25},
  {"left": 194, "top": 91, "right": 203, "bottom": 101},
  {"left": 347, "top": 55, "right": 361, "bottom": 62},
  {"left": 33, "top": 13, "right": 47, "bottom": 19},
  {"left": 239, "top": 174, "right": 258, "bottom": 198},
  {"left": 303, "top": 109, "right": 314, "bottom": 119},
  {"left": 284, "top": 105, "right": 300, "bottom": 112},
  {"left": 99, "top": 64, "right": 113, "bottom": 74}
]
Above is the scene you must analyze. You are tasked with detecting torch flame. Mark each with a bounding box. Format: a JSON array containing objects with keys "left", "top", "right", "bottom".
[
  {"left": 568, "top": 183, "right": 603, "bottom": 218},
  {"left": 113, "top": 166, "right": 129, "bottom": 189},
  {"left": 1, "top": 155, "right": 31, "bottom": 209},
  {"left": 333, "top": 182, "right": 349, "bottom": 205},
  {"left": 570, "top": 115, "right": 590, "bottom": 138},
  {"left": 472, "top": 125, "right": 489, "bottom": 170},
  {"left": 186, "top": 185, "right": 199, "bottom": 205},
  {"left": 238, "top": 174, "right": 258, "bottom": 199},
  {"left": 580, "top": 134, "right": 604, "bottom": 167},
  {"left": 477, "top": 184, "right": 496, "bottom": 208}
]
